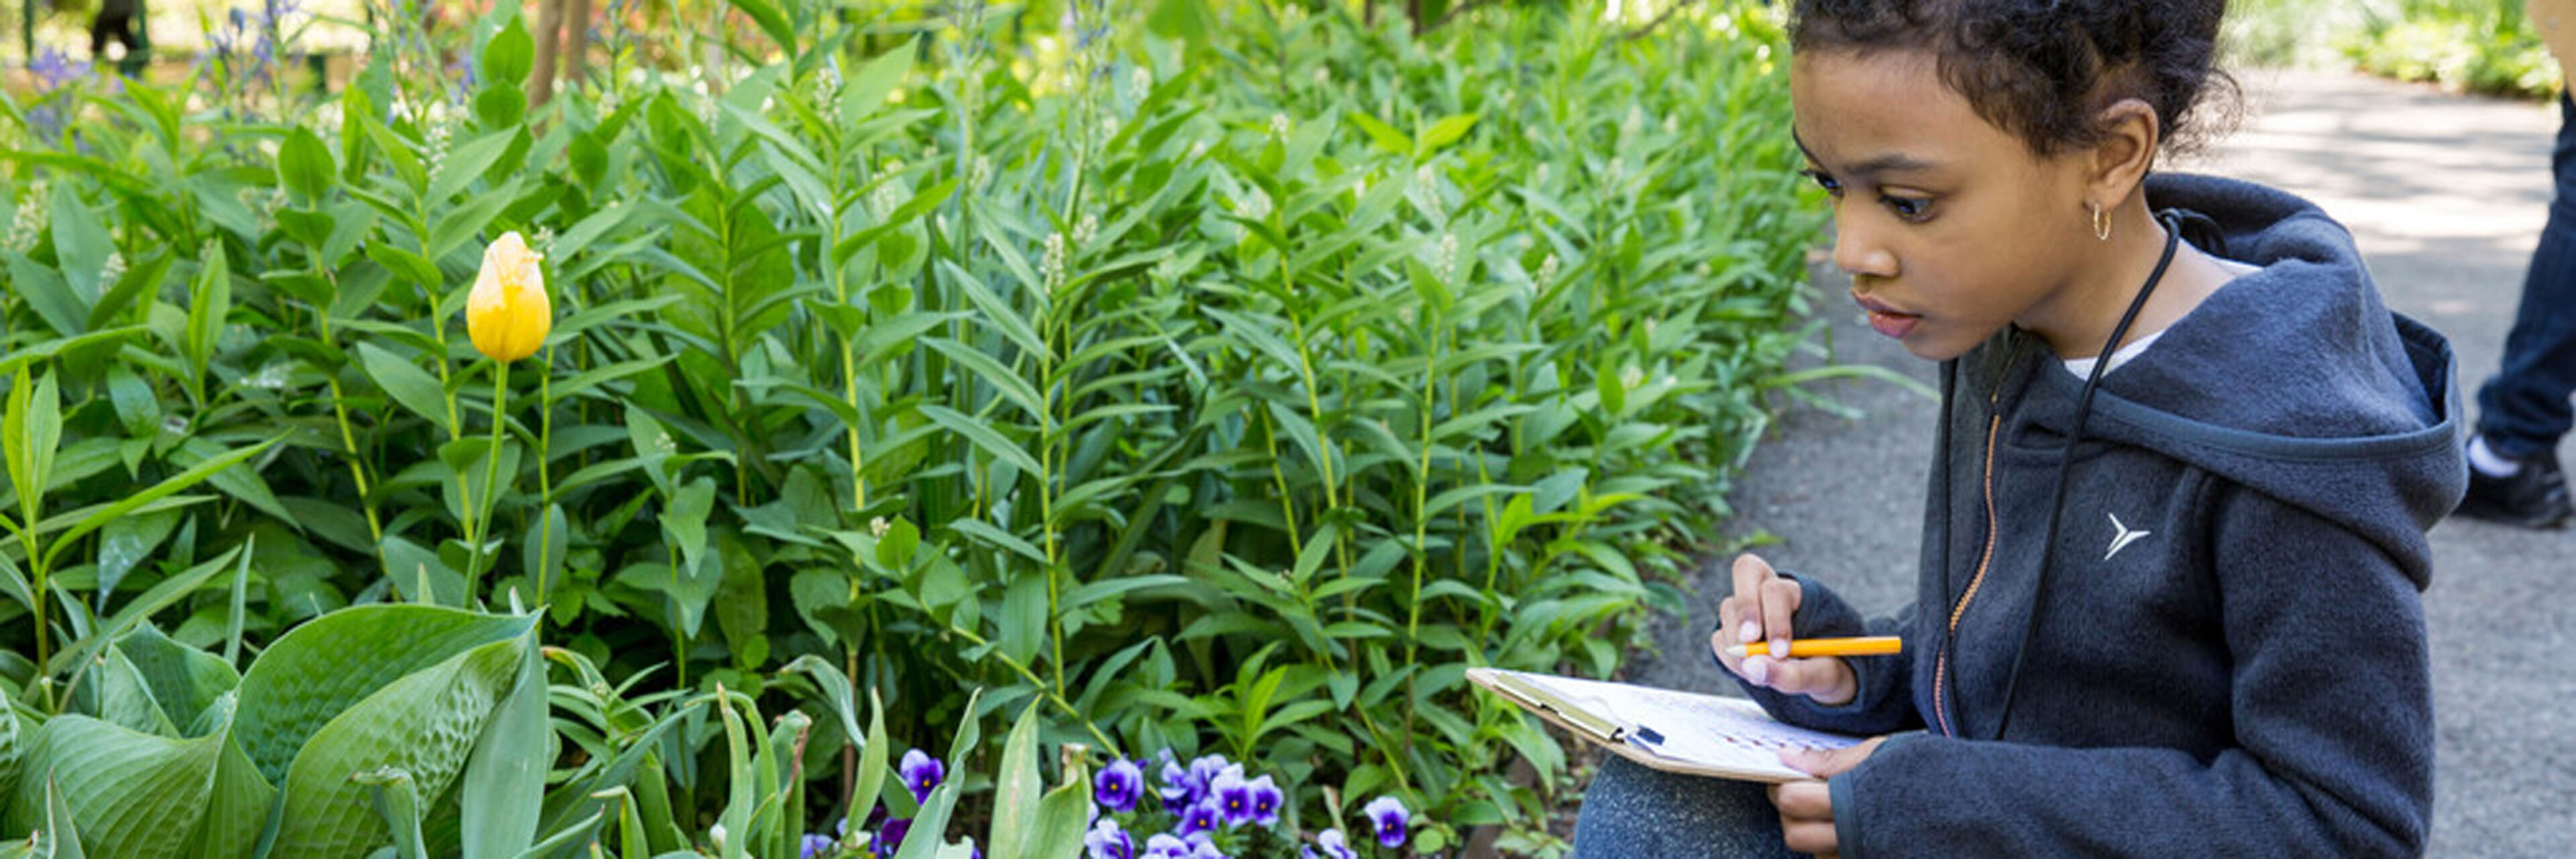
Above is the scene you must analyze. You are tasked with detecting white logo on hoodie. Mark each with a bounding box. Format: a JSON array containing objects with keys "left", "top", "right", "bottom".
[{"left": 2105, "top": 513, "right": 2152, "bottom": 561}]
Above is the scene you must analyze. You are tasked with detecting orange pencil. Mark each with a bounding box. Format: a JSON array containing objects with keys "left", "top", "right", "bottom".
[{"left": 1721, "top": 636, "right": 1904, "bottom": 658}]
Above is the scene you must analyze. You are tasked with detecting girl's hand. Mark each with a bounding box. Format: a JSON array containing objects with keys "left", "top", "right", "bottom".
[
  {"left": 1768, "top": 737, "right": 1886, "bottom": 858},
  {"left": 1713, "top": 553, "right": 1858, "bottom": 705}
]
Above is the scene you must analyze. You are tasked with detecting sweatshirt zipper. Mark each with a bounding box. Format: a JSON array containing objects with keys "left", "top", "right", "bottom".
[{"left": 1934, "top": 400, "right": 2004, "bottom": 738}]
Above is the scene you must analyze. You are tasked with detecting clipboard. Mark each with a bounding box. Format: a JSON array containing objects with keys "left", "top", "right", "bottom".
[{"left": 1467, "top": 667, "right": 1864, "bottom": 784}]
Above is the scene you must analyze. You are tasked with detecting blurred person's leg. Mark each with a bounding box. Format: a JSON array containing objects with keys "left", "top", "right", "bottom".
[{"left": 2464, "top": 92, "right": 2576, "bottom": 528}]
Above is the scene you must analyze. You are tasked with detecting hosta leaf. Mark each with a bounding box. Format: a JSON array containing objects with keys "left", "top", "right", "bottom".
[
  {"left": 3, "top": 693, "right": 269, "bottom": 859},
  {"left": 114, "top": 627, "right": 240, "bottom": 740},
  {"left": 266, "top": 627, "right": 531, "bottom": 858},
  {"left": 233, "top": 606, "right": 537, "bottom": 785}
]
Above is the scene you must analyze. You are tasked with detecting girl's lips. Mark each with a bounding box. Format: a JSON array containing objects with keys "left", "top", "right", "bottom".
[
  {"left": 1867, "top": 309, "right": 1919, "bottom": 339},
  {"left": 1854, "top": 295, "right": 1919, "bottom": 340}
]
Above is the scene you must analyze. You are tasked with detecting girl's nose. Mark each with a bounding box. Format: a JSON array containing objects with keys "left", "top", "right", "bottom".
[{"left": 1831, "top": 209, "right": 1897, "bottom": 280}]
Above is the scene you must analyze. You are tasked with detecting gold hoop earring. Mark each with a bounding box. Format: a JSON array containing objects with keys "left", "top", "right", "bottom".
[{"left": 2090, "top": 204, "right": 2112, "bottom": 242}]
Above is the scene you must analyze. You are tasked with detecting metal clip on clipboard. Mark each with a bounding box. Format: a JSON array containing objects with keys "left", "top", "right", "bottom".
[{"left": 1485, "top": 670, "right": 1664, "bottom": 748}]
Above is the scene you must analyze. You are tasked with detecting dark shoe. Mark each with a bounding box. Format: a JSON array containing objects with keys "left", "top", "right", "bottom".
[{"left": 2456, "top": 449, "right": 2572, "bottom": 529}]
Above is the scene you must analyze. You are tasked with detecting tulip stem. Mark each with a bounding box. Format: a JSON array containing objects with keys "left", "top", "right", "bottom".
[{"left": 472, "top": 359, "right": 512, "bottom": 605}]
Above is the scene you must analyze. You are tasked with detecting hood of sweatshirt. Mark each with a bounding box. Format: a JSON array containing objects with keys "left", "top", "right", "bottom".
[{"left": 1986, "top": 172, "right": 2466, "bottom": 589}]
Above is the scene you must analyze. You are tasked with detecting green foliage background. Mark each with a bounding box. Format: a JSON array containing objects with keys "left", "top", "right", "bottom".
[{"left": 0, "top": 0, "right": 1822, "bottom": 854}]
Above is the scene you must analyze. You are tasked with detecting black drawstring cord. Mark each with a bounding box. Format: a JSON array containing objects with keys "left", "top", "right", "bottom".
[{"left": 1988, "top": 209, "right": 2184, "bottom": 742}]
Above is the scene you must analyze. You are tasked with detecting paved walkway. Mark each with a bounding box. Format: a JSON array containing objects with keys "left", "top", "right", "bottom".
[{"left": 1629, "top": 70, "right": 2575, "bottom": 857}]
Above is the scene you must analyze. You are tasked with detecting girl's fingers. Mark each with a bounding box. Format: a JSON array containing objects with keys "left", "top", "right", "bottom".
[{"left": 1758, "top": 576, "right": 1802, "bottom": 658}]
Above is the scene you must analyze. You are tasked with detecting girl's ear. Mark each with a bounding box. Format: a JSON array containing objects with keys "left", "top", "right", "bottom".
[{"left": 2085, "top": 99, "right": 2161, "bottom": 209}]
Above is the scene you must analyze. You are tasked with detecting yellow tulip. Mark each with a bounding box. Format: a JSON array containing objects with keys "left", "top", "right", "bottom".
[{"left": 466, "top": 232, "right": 550, "bottom": 362}]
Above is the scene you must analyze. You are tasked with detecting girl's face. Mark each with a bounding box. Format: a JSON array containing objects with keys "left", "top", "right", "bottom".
[{"left": 1790, "top": 48, "right": 2102, "bottom": 361}]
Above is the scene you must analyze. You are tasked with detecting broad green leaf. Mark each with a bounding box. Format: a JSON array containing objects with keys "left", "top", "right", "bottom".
[
  {"left": 114, "top": 626, "right": 240, "bottom": 738},
  {"left": 3, "top": 693, "right": 268, "bottom": 859},
  {"left": 233, "top": 606, "right": 537, "bottom": 784},
  {"left": 266, "top": 627, "right": 532, "bottom": 858}
]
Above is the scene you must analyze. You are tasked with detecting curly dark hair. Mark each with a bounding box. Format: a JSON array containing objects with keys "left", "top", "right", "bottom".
[{"left": 1790, "top": 0, "right": 2239, "bottom": 157}]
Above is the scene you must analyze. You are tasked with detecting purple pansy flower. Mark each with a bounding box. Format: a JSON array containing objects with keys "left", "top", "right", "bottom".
[
  {"left": 873, "top": 817, "right": 912, "bottom": 858},
  {"left": 1246, "top": 774, "right": 1283, "bottom": 827},
  {"left": 1308, "top": 829, "right": 1358, "bottom": 859},
  {"left": 1176, "top": 797, "right": 1223, "bottom": 840},
  {"left": 802, "top": 833, "right": 837, "bottom": 859},
  {"left": 1095, "top": 757, "right": 1144, "bottom": 813},
  {"left": 900, "top": 748, "right": 946, "bottom": 803},
  {"left": 1084, "top": 818, "right": 1136, "bottom": 859},
  {"left": 1211, "top": 765, "right": 1252, "bottom": 827},
  {"left": 1364, "top": 795, "right": 1409, "bottom": 848},
  {"left": 1158, "top": 752, "right": 1230, "bottom": 809},
  {"left": 1141, "top": 833, "right": 1191, "bottom": 859}
]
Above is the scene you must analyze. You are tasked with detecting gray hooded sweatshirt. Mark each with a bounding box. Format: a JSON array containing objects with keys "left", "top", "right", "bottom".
[{"left": 1734, "top": 173, "right": 2467, "bottom": 857}]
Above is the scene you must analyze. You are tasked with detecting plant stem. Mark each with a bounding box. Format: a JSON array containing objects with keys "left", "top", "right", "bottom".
[
  {"left": 472, "top": 360, "right": 511, "bottom": 603},
  {"left": 535, "top": 344, "right": 555, "bottom": 604}
]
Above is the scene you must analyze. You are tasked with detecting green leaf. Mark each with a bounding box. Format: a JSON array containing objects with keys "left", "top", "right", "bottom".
[
  {"left": 48, "top": 187, "right": 113, "bottom": 309},
  {"left": 480, "top": 15, "right": 535, "bottom": 91},
  {"left": 266, "top": 625, "right": 533, "bottom": 858},
  {"left": 985, "top": 701, "right": 1044, "bottom": 859},
  {"left": 727, "top": 0, "right": 797, "bottom": 58},
  {"left": 183, "top": 245, "right": 232, "bottom": 393},
  {"left": 356, "top": 343, "right": 451, "bottom": 428},
  {"left": 841, "top": 44, "right": 914, "bottom": 127},
  {"left": 918, "top": 405, "right": 1041, "bottom": 476},
  {"left": 429, "top": 130, "right": 521, "bottom": 205},
  {"left": 233, "top": 606, "right": 538, "bottom": 785},
  {"left": 459, "top": 631, "right": 547, "bottom": 859},
  {"left": 1417, "top": 113, "right": 1481, "bottom": 156},
  {"left": 40, "top": 439, "right": 278, "bottom": 581},
  {"left": 279, "top": 126, "right": 337, "bottom": 205},
  {"left": 3, "top": 694, "right": 268, "bottom": 859},
  {"left": 350, "top": 767, "right": 425, "bottom": 859},
  {"left": 114, "top": 626, "right": 241, "bottom": 735},
  {"left": 5, "top": 252, "right": 85, "bottom": 338},
  {"left": 4, "top": 372, "right": 61, "bottom": 525}
]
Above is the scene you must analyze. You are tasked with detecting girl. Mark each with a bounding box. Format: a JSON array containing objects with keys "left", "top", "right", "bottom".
[{"left": 1572, "top": 1, "right": 2463, "bottom": 856}]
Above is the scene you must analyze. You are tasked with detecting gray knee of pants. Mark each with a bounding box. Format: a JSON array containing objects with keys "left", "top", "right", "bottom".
[{"left": 1570, "top": 756, "right": 1804, "bottom": 859}]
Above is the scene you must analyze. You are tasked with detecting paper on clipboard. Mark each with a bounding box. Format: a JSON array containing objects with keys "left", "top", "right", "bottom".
[{"left": 1467, "top": 667, "right": 1864, "bottom": 783}]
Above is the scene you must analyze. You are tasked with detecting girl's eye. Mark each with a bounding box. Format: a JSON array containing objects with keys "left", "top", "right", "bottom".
[
  {"left": 1802, "top": 169, "right": 1841, "bottom": 195},
  {"left": 1882, "top": 194, "right": 1933, "bottom": 221}
]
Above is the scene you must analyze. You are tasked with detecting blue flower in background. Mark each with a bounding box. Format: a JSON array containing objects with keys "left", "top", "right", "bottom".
[
  {"left": 872, "top": 817, "right": 911, "bottom": 858},
  {"left": 801, "top": 833, "right": 837, "bottom": 859},
  {"left": 1363, "top": 796, "right": 1409, "bottom": 849},
  {"left": 29, "top": 48, "right": 88, "bottom": 91},
  {"left": 1246, "top": 774, "right": 1283, "bottom": 828},
  {"left": 1095, "top": 756, "right": 1143, "bottom": 813},
  {"left": 900, "top": 748, "right": 945, "bottom": 803},
  {"left": 1083, "top": 817, "right": 1135, "bottom": 859}
]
